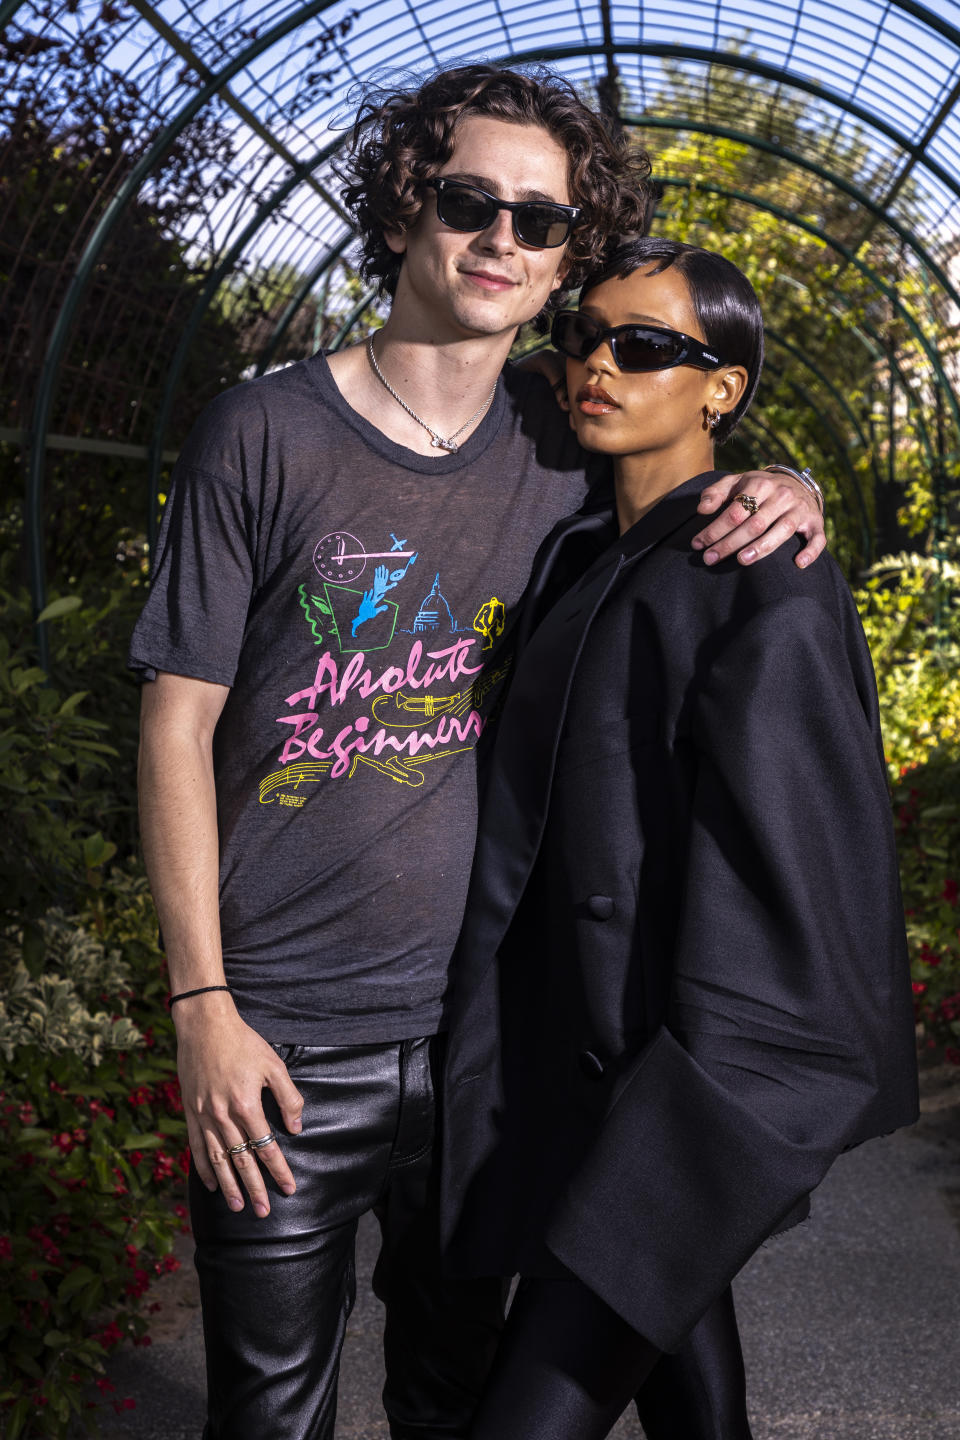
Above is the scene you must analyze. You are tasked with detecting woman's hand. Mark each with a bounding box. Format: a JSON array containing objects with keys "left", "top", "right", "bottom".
[{"left": 693, "top": 469, "right": 826, "bottom": 568}]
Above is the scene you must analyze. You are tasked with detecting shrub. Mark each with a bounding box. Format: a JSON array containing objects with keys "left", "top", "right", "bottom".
[
  {"left": 0, "top": 573, "right": 189, "bottom": 1438},
  {"left": 856, "top": 552, "right": 960, "bottom": 1058},
  {"left": 0, "top": 877, "right": 187, "bottom": 1440}
]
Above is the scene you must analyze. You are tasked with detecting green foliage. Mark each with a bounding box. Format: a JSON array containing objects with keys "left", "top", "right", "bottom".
[
  {"left": 0, "top": 573, "right": 145, "bottom": 948},
  {"left": 856, "top": 552, "right": 960, "bottom": 1059},
  {"left": 626, "top": 54, "right": 960, "bottom": 572},
  {"left": 0, "top": 873, "right": 187, "bottom": 1440},
  {"left": 0, "top": 560, "right": 189, "bottom": 1437},
  {"left": 856, "top": 553, "right": 960, "bottom": 771}
]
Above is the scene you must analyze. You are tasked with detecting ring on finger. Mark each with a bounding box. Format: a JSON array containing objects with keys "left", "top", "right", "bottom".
[
  {"left": 227, "top": 1140, "right": 251, "bottom": 1155},
  {"left": 736, "top": 493, "right": 759, "bottom": 516},
  {"left": 248, "top": 1131, "right": 277, "bottom": 1151}
]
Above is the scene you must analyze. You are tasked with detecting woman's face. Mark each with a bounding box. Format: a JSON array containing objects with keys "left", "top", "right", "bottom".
[{"left": 566, "top": 263, "right": 729, "bottom": 460}]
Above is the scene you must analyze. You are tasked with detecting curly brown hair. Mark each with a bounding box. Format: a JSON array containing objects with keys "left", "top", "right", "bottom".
[{"left": 338, "top": 64, "right": 655, "bottom": 312}]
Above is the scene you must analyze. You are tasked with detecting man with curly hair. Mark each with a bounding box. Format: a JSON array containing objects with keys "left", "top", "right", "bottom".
[{"left": 131, "top": 63, "right": 825, "bottom": 1440}]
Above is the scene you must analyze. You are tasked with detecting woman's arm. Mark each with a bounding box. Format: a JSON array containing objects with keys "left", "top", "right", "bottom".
[{"left": 542, "top": 595, "right": 917, "bottom": 1351}]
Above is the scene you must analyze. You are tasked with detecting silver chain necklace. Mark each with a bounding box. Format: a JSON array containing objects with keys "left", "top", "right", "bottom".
[{"left": 366, "top": 336, "right": 496, "bottom": 453}]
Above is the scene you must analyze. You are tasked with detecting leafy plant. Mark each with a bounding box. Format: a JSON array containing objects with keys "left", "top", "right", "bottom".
[
  {"left": 856, "top": 552, "right": 960, "bottom": 1058},
  {"left": 0, "top": 877, "right": 187, "bottom": 1440}
]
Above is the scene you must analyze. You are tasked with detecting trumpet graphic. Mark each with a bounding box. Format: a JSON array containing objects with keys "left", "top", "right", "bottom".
[{"left": 369, "top": 665, "right": 510, "bottom": 729}]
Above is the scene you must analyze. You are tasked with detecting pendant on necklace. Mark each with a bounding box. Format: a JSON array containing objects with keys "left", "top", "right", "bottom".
[{"left": 431, "top": 437, "right": 459, "bottom": 452}]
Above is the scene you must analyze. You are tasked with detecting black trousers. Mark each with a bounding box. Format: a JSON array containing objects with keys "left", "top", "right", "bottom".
[
  {"left": 190, "top": 1035, "right": 752, "bottom": 1440},
  {"left": 189, "top": 1037, "right": 506, "bottom": 1440},
  {"left": 470, "top": 1276, "right": 753, "bottom": 1440}
]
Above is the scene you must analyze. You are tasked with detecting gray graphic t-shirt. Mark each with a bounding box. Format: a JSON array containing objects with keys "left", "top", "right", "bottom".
[{"left": 129, "top": 351, "right": 597, "bottom": 1042}]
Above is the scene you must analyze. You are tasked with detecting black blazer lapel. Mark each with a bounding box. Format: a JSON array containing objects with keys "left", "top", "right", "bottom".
[{"left": 454, "top": 473, "right": 723, "bottom": 1016}]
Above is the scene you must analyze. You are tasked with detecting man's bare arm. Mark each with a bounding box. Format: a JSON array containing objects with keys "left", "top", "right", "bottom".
[{"left": 138, "top": 672, "right": 303, "bottom": 1217}]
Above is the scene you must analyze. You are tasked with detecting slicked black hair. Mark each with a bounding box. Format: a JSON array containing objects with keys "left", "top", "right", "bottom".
[{"left": 580, "top": 237, "right": 764, "bottom": 444}]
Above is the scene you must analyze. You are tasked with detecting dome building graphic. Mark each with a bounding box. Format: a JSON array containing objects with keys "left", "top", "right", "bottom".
[{"left": 412, "top": 573, "right": 457, "bottom": 634}]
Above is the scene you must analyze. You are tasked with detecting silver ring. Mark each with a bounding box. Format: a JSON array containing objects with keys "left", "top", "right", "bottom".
[
  {"left": 227, "top": 1140, "right": 250, "bottom": 1156},
  {"left": 248, "top": 1131, "right": 277, "bottom": 1151}
]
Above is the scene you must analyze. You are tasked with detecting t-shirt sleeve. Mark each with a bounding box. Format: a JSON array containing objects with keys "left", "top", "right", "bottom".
[{"left": 127, "top": 458, "right": 255, "bottom": 687}]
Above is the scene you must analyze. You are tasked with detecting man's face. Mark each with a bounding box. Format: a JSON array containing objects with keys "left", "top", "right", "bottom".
[{"left": 385, "top": 115, "right": 572, "bottom": 342}]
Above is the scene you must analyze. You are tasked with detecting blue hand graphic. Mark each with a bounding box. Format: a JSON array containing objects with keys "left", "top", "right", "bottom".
[{"left": 352, "top": 565, "right": 391, "bottom": 637}]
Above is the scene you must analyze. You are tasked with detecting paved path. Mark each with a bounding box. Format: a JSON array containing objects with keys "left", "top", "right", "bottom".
[{"left": 94, "top": 1073, "right": 960, "bottom": 1439}]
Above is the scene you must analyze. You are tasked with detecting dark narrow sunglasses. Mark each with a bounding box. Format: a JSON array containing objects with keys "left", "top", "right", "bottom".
[
  {"left": 425, "top": 178, "right": 581, "bottom": 249},
  {"left": 551, "top": 310, "right": 727, "bottom": 371}
]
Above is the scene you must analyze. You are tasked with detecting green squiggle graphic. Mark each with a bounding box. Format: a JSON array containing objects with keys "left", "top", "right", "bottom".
[{"left": 298, "top": 583, "right": 331, "bottom": 646}]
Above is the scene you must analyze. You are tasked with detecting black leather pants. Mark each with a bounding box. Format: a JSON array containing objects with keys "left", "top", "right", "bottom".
[
  {"left": 470, "top": 1276, "right": 753, "bottom": 1440},
  {"left": 189, "top": 1037, "right": 506, "bottom": 1440}
]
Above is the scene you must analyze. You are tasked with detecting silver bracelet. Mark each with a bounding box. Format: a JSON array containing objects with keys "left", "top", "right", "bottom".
[{"left": 763, "top": 464, "right": 825, "bottom": 516}]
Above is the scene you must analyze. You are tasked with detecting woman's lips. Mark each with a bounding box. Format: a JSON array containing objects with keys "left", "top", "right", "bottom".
[{"left": 576, "top": 384, "right": 618, "bottom": 415}]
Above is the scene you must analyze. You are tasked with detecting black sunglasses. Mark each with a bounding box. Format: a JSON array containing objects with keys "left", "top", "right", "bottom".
[
  {"left": 551, "top": 310, "right": 727, "bottom": 372},
  {"left": 425, "top": 178, "right": 581, "bottom": 249}
]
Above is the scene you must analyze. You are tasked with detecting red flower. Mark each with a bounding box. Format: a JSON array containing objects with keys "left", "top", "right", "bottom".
[
  {"left": 943, "top": 878, "right": 958, "bottom": 905},
  {"left": 98, "top": 1320, "right": 123, "bottom": 1350},
  {"left": 129, "top": 1150, "right": 144, "bottom": 1167},
  {"left": 173, "top": 1202, "right": 188, "bottom": 1219},
  {"left": 53, "top": 1131, "right": 75, "bottom": 1154},
  {"left": 0, "top": 1236, "right": 12, "bottom": 1260},
  {"left": 152, "top": 1151, "right": 175, "bottom": 1183},
  {"left": 946, "top": 1046, "right": 960, "bottom": 1067},
  {"left": 125, "top": 1267, "right": 151, "bottom": 1299},
  {"left": 95, "top": 1378, "right": 115, "bottom": 1395},
  {"left": 113, "top": 1397, "right": 136, "bottom": 1412},
  {"left": 939, "top": 994, "right": 960, "bottom": 1023},
  {"left": 912, "top": 981, "right": 927, "bottom": 995}
]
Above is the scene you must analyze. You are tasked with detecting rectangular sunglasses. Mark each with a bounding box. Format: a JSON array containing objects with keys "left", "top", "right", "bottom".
[
  {"left": 551, "top": 310, "right": 726, "bottom": 371},
  {"left": 425, "top": 177, "right": 581, "bottom": 249}
]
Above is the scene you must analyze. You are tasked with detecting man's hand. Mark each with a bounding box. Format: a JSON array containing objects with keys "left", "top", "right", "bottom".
[
  {"left": 174, "top": 991, "right": 304, "bottom": 1217},
  {"left": 693, "top": 469, "right": 826, "bottom": 569}
]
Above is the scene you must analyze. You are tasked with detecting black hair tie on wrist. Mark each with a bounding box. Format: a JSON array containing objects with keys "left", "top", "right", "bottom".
[{"left": 168, "top": 985, "right": 231, "bottom": 1008}]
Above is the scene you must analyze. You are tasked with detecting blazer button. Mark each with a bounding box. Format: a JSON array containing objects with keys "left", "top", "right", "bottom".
[
  {"left": 578, "top": 1050, "right": 606, "bottom": 1081},
  {"left": 586, "top": 895, "right": 615, "bottom": 920}
]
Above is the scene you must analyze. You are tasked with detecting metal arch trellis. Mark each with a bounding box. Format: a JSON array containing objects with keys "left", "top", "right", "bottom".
[
  {"left": 14, "top": 0, "right": 347, "bottom": 669},
  {"left": 626, "top": 114, "right": 960, "bottom": 317},
  {"left": 654, "top": 176, "right": 960, "bottom": 427},
  {"left": 4, "top": 0, "right": 960, "bottom": 665},
  {"left": 144, "top": 131, "right": 348, "bottom": 554},
  {"left": 506, "top": 38, "right": 960, "bottom": 210}
]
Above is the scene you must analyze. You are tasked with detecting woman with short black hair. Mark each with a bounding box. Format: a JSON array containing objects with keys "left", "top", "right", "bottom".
[{"left": 441, "top": 237, "right": 919, "bottom": 1440}]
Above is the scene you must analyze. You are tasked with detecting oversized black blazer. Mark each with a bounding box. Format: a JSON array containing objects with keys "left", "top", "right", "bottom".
[{"left": 441, "top": 470, "right": 919, "bottom": 1354}]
